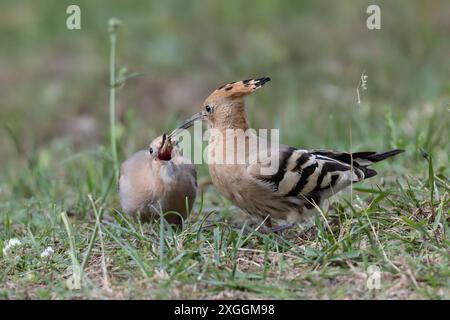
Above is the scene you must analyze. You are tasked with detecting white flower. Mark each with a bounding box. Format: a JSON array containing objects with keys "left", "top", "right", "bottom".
[
  {"left": 40, "top": 246, "right": 54, "bottom": 258},
  {"left": 3, "top": 238, "right": 22, "bottom": 256}
]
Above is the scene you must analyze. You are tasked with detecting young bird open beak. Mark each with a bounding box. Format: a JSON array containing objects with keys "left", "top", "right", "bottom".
[{"left": 157, "top": 133, "right": 173, "bottom": 161}]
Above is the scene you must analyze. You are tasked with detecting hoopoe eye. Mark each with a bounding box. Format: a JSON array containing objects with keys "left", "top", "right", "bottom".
[{"left": 205, "top": 105, "right": 213, "bottom": 113}]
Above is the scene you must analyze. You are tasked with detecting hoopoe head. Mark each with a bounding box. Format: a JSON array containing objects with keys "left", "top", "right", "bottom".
[
  {"left": 149, "top": 133, "right": 175, "bottom": 162},
  {"left": 174, "top": 77, "right": 271, "bottom": 131}
]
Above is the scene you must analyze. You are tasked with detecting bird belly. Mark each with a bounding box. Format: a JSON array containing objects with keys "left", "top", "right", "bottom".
[{"left": 209, "top": 163, "right": 304, "bottom": 221}]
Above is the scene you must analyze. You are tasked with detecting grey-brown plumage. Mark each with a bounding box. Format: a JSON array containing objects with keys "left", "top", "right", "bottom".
[
  {"left": 119, "top": 134, "right": 197, "bottom": 224},
  {"left": 175, "top": 77, "right": 403, "bottom": 226}
]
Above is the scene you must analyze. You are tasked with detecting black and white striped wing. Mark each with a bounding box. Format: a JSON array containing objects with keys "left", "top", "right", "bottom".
[{"left": 248, "top": 146, "right": 366, "bottom": 203}]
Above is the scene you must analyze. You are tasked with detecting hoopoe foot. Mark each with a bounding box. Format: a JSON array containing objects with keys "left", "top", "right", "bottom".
[
  {"left": 242, "top": 221, "right": 294, "bottom": 234},
  {"left": 243, "top": 218, "right": 269, "bottom": 230},
  {"left": 259, "top": 223, "right": 294, "bottom": 234}
]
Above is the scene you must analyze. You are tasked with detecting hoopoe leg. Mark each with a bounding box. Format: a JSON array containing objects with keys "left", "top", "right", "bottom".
[
  {"left": 264, "top": 216, "right": 273, "bottom": 228},
  {"left": 242, "top": 216, "right": 293, "bottom": 234},
  {"left": 260, "top": 223, "right": 294, "bottom": 233},
  {"left": 247, "top": 217, "right": 293, "bottom": 234}
]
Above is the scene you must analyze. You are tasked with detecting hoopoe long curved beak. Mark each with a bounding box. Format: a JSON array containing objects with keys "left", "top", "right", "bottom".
[{"left": 169, "top": 111, "right": 205, "bottom": 138}]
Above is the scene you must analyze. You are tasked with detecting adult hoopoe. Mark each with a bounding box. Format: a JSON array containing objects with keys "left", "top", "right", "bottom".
[
  {"left": 119, "top": 133, "right": 197, "bottom": 225},
  {"left": 174, "top": 77, "right": 403, "bottom": 231}
]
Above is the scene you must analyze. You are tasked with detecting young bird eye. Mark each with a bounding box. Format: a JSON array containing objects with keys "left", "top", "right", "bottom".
[
  {"left": 149, "top": 147, "right": 154, "bottom": 155},
  {"left": 205, "top": 105, "right": 212, "bottom": 113}
]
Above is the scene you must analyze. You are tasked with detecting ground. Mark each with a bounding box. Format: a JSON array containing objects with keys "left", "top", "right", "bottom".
[{"left": 0, "top": 1, "right": 449, "bottom": 299}]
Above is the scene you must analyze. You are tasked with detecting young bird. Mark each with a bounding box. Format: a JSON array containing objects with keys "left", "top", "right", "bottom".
[
  {"left": 175, "top": 77, "right": 403, "bottom": 230},
  {"left": 119, "top": 133, "right": 197, "bottom": 225}
]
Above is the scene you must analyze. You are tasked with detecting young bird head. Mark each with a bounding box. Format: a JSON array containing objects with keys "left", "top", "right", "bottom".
[
  {"left": 149, "top": 133, "right": 174, "bottom": 162},
  {"left": 175, "top": 77, "right": 271, "bottom": 131}
]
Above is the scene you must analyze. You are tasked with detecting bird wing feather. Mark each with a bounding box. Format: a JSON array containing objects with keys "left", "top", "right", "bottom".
[{"left": 247, "top": 145, "right": 365, "bottom": 203}]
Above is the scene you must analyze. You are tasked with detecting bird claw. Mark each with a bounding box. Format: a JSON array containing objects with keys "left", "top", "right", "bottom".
[
  {"left": 256, "top": 223, "right": 294, "bottom": 234},
  {"left": 242, "top": 220, "right": 294, "bottom": 234}
]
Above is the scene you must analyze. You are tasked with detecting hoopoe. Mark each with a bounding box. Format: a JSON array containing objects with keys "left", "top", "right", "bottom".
[
  {"left": 174, "top": 77, "right": 403, "bottom": 231},
  {"left": 119, "top": 133, "right": 197, "bottom": 225}
]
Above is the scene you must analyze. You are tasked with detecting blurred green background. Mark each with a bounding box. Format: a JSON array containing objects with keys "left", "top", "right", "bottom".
[
  {"left": 0, "top": 0, "right": 449, "bottom": 190},
  {"left": 1, "top": 0, "right": 449, "bottom": 299}
]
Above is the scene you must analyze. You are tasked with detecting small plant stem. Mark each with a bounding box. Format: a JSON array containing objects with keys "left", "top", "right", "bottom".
[
  {"left": 61, "top": 212, "right": 80, "bottom": 269},
  {"left": 61, "top": 211, "right": 82, "bottom": 289},
  {"left": 87, "top": 195, "right": 110, "bottom": 289},
  {"left": 109, "top": 19, "right": 119, "bottom": 182},
  {"left": 81, "top": 195, "right": 104, "bottom": 270},
  {"left": 159, "top": 208, "right": 165, "bottom": 270}
]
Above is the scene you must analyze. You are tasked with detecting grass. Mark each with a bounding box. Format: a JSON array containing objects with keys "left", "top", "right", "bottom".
[
  {"left": 1, "top": 111, "right": 448, "bottom": 299},
  {"left": 0, "top": 1, "right": 449, "bottom": 299},
  {"left": 108, "top": 18, "right": 120, "bottom": 182}
]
